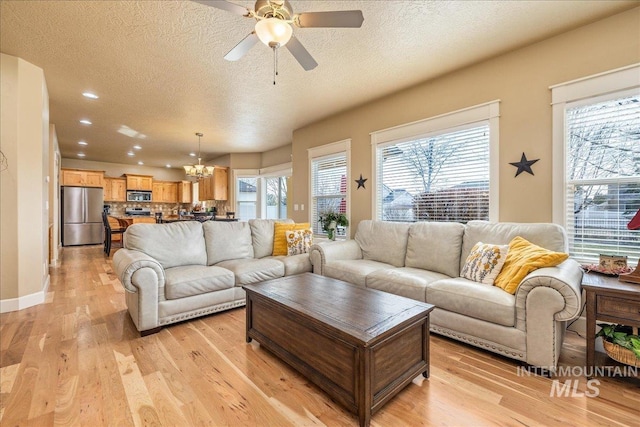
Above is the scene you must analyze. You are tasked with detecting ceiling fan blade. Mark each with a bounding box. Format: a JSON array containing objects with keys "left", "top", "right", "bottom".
[
  {"left": 191, "top": 0, "right": 251, "bottom": 17},
  {"left": 224, "top": 32, "right": 259, "bottom": 61},
  {"left": 294, "top": 10, "right": 364, "bottom": 28},
  {"left": 285, "top": 36, "right": 318, "bottom": 71}
]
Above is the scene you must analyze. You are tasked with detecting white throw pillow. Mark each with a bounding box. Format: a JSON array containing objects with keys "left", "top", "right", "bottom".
[
  {"left": 286, "top": 229, "right": 313, "bottom": 256},
  {"left": 460, "top": 241, "right": 509, "bottom": 285}
]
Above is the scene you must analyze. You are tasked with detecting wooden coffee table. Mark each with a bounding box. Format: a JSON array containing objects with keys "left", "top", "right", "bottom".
[{"left": 243, "top": 273, "right": 434, "bottom": 427}]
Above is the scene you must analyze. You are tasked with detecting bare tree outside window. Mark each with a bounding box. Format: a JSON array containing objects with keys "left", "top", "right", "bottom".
[
  {"left": 379, "top": 124, "right": 490, "bottom": 223},
  {"left": 566, "top": 95, "right": 640, "bottom": 261}
]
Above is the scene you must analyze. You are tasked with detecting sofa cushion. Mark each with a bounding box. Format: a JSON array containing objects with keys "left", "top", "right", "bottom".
[
  {"left": 460, "top": 242, "right": 509, "bottom": 285},
  {"left": 460, "top": 221, "right": 567, "bottom": 272},
  {"left": 273, "top": 222, "right": 310, "bottom": 256},
  {"left": 270, "top": 254, "right": 312, "bottom": 276},
  {"left": 494, "top": 236, "right": 569, "bottom": 294},
  {"left": 203, "top": 221, "right": 254, "bottom": 265},
  {"left": 426, "top": 278, "right": 516, "bottom": 327},
  {"left": 366, "top": 267, "right": 450, "bottom": 302},
  {"left": 216, "top": 258, "right": 285, "bottom": 286},
  {"left": 355, "top": 220, "right": 411, "bottom": 267},
  {"left": 164, "top": 265, "right": 235, "bottom": 300},
  {"left": 405, "top": 222, "right": 465, "bottom": 277},
  {"left": 323, "top": 259, "right": 394, "bottom": 288},
  {"left": 124, "top": 221, "right": 207, "bottom": 269},
  {"left": 249, "top": 218, "right": 294, "bottom": 258},
  {"left": 286, "top": 229, "right": 313, "bottom": 255}
]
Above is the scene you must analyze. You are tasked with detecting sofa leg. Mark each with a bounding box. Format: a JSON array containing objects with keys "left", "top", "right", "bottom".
[{"left": 140, "top": 326, "right": 162, "bottom": 337}]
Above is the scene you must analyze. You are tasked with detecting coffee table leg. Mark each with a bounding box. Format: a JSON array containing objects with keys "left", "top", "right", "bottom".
[
  {"left": 245, "top": 295, "right": 252, "bottom": 343},
  {"left": 423, "top": 317, "right": 430, "bottom": 378}
]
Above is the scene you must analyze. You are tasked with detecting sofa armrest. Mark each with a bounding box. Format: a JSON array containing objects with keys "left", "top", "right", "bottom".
[
  {"left": 309, "top": 240, "right": 363, "bottom": 275},
  {"left": 113, "top": 248, "right": 165, "bottom": 293},
  {"left": 515, "top": 259, "right": 583, "bottom": 325}
]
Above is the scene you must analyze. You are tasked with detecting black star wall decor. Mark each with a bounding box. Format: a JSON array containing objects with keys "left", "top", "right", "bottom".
[
  {"left": 509, "top": 152, "right": 539, "bottom": 177},
  {"left": 355, "top": 174, "right": 368, "bottom": 189}
]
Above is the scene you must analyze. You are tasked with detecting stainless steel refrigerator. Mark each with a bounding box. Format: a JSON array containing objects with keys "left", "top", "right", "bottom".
[{"left": 61, "top": 186, "right": 104, "bottom": 246}]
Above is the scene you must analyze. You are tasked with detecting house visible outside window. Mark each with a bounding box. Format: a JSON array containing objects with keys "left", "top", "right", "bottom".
[
  {"left": 236, "top": 176, "right": 258, "bottom": 220},
  {"left": 371, "top": 101, "right": 500, "bottom": 223},
  {"left": 552, "top": 65, "right": 640, "bottom": 263},
  {"left": 309, "top": 140, "right": 351, "bottom": 237}
]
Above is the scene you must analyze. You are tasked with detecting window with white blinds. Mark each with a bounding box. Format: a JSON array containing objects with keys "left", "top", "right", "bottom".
[
  {"left": 310, "top": 152, "right": 348, "bottom": 237},
  {"left": 375, "top": 123, "right": 490, "bottom": 223},
  {"left": 564, "top": 94, "right": 640, "bottom": 263}
]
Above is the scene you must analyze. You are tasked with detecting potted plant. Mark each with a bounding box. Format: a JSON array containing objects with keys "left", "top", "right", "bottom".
[
  {"left": 319, "top": 212, "right": 349, "bottom": 241},
  {"left": 596, "top": 323, "right": 640, "bottom": 367}
]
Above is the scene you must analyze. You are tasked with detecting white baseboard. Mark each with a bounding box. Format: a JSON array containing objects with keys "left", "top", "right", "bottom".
[{"left": 0, "top": 275, "right": 50, "bottom": 313}]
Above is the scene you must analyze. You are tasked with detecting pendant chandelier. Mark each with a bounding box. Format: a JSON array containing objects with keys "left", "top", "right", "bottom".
[{"left": 184, "top": 132, "right": 214, "bottom": 178}]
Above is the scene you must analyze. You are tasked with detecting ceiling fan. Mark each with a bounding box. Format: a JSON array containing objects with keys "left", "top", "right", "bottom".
[{"left": 193, "top": 1, "right": 364, "bottom": 72}]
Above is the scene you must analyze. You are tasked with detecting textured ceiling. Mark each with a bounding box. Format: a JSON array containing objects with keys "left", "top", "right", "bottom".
[{"left": 1, "top": 0, "right": 636, "bottom": 169}]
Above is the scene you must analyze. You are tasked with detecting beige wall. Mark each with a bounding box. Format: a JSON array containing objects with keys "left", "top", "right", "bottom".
[
  {"left": 49, "top": 125, "right": 61, "bottom": 265},
  {"left": 262, "top": 144, "right": 292, "bottom": 168},
  {"left": 291, "top": 7, "right": 640, "bottom": 231},
  {"left": 1, "top": 54, "right": 49, "bottom": 305}
]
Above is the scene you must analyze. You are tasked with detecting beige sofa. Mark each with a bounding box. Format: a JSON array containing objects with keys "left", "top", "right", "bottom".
[
  {"left": 308, "top": 220, "right": 583, "bottom": 370},
  {"left": 113, "top": 219, "right": 311, "bottom": 335}
]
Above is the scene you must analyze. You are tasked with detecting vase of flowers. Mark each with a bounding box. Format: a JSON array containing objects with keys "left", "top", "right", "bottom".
[{"left": 319, "top": 212, "right": 349, "bottom": 241}]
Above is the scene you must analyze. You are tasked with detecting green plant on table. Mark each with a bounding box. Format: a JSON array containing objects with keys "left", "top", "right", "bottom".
[
  {"left": 319, "top": 212, "right": 349, "bottom": 241},
  {"left": 596, "top": 323, "right": 640, "bottom": 359}
]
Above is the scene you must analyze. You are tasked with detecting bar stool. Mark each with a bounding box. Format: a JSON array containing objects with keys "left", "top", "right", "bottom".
[{"left": 102, "top": 212, "right": 126, "bottom": 256}]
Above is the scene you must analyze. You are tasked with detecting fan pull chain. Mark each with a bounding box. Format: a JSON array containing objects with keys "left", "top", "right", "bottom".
[{"left": 269, "top": 41, "right": 280, "bottom": 85}]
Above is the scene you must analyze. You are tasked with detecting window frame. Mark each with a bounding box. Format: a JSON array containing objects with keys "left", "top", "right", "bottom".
[
  {"left": 308, "top": 139, "right": 351, "bottom": 238},
  {"left": 370, "top": 101, "right": 500, "bottom": 222},
  {"left": 551, "top": 64, "right": 640, "bottom": 224},
  {"left": 232, "top": 163, "right": 292, "bottom": 220}
]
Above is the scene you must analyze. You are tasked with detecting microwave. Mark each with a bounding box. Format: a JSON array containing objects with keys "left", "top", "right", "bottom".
[{"left": 126, "top": 191, "right": 152, "bottom": 202}]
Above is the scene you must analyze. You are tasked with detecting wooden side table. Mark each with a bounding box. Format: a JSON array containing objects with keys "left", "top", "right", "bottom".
[{"left": 582, "top": 273, "right": 640, "bottom": 371}]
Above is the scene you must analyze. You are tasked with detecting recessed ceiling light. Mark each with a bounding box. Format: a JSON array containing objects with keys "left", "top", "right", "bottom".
[
  {"left": 189, "top": 152, "right": 196, "bottom": 157},
  {"left": 78, "top": 141, "right": 88, "bottom": 146},
  {"left": 82, "top": 92, "right": 99, "bottom": 99},
  {"left": 127, "top": 151, "right": 135, "bottom": 156},
  {"left": 166, "top": 164, "right": 171, "bottom": 168},
  {"left": 77, "top": 153, "right": 86, "bottom": 157},
  {"left": 79, "top": 119, "right": 92, "bottom": 125},
  {"left": 133, "top": 145, "right": 142, "bottom": 150},
  {"left": 138, "top": 161, "right": 144, "bottom": 165}
]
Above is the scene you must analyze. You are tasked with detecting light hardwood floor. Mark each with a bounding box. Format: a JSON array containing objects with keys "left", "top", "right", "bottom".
[{"left": 1, "top": 246, "right": 638, "bottom": 426}]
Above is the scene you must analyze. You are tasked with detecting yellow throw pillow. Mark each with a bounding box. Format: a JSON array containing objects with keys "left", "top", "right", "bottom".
[
  {"left": 494, "top": 236, "right": 569, "bottom": 294},
  {"left": 273, "top": 222, "right": 310, "bottom": 256}
]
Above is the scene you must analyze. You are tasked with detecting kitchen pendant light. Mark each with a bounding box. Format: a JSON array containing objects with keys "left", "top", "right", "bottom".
[{"left": 184, "top": 132, "right": 214, "bottom": 178}]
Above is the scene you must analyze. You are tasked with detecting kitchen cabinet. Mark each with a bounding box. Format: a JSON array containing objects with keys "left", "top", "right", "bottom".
[
  {"left": 178, "top": 181, "right": 192, "bottom": 204},
  {"left": 198, "top": 167, "right": 228, "bottom": 201},
  {"left": 103, "top": 177, "right": 126, "bottom": 202},
  {"left": 133, "top": 217, "right": 156, "bottom": 224},
  {"left": 125, "top": 174, "right": 153, "bottom": 191},
  {"left": 61, "top": 168, "right": 104, "bottom": 188},
  {"left": 152, "top": 181, "right": 179, "bottom": 203}
]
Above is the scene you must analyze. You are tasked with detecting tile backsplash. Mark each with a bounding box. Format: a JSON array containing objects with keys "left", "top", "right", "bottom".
[{"left": 106, "top": 200, "right": 230, "bottom": 216}]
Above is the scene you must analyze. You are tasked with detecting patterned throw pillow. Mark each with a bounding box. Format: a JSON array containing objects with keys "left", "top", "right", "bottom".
[
  {"left": 460, "top": 242, "right": 509, "bottom": 285},
  {"left": 273, "top": 222, "right": 310, "bottom": 256},
  {"left": 286, "top": 229, "right": 313, "bottom": 256}
]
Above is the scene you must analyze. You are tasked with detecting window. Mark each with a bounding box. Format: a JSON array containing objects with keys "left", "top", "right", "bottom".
[
  {"left": 309, "top": 140, "right": 350, "bottom": 237},
  {"left": 233, "top": 165, "right": 291, "bottom": 220},
  {"left": 552, "top": 66, "right": 640, "bottom": 263},
  {"left": 265, "top": 176, "right": 288, "bottom": 219},
  {"left": 371, "top": 101, "right": 499, "bottom": 223}
]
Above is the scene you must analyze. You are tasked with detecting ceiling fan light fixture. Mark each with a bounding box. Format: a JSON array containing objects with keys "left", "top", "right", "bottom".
[{"left": 255, "top": 17, "right": 292, "bottom": 46}]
